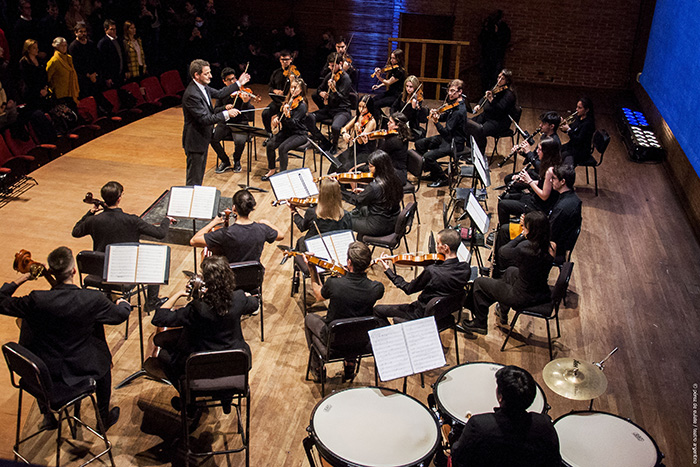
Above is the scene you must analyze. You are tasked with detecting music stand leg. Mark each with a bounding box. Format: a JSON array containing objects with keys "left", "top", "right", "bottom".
[
  {"left": 191, "top": 220, "right": 198, "bottom": 274},
  {"left": 238, "top": 133, "right": 267, "bottom": 193},
  {"left": 115, "top": 285, "right": 169, "bottom": 388}
]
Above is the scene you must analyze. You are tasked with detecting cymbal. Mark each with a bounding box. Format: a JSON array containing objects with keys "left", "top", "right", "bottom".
[{"left": 542, "top": 358, "right": 608, "bottom": 400}]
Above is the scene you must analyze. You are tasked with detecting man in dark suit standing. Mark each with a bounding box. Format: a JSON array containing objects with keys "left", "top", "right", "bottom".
[
  {"left": 0, "top": 246, "right": 131, "bottom": 430},
  {"left": 96, "top": 19, "right": 124, "bottom": 89},
  {"left": 182, "top": 59, "right": 250, "bottom": 186}
]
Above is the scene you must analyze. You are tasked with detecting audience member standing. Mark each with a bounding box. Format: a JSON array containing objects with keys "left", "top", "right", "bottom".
[{"left": 97, "top": 19, "right": 124, "bottom": 89}]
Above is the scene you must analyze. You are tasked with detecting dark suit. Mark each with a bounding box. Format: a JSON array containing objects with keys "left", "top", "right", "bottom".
[
  {"left": 182, "top": 79, "right": 240, "bottom": 186},
  {"left": 96, "top": 35, "right": 124, "bottom": 87},
  {"left": 0, "top": 281, "right": 131, "bottom": 418},
  {"left": 451, "top": 408, "right": 561, "bottom": 467}
]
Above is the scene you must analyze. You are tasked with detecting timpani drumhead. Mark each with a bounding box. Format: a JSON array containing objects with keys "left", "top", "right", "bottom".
[
  {"left": 434, "top": 362, "right": 547, "bottom": 424},
  {"left": 554, "top": 411, "right": 661, "bottom": 467},
  {"left": 310, "top": 386, "right": 440, "bottom": 467}
]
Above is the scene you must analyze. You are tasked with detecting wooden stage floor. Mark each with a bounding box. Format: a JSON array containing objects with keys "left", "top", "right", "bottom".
[{"left": 0, "top": 85, "right": 698, "bottom": 466}]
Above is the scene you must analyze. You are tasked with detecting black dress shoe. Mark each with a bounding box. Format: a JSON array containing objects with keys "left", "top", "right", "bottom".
[
  {"left": 457, "top": 318, "right": 487, "bottom": 335},
  {"left": 428, "top": 178, "right": 449, "bottom": 188},
  {"left": 495, "top": 304, "right": 509, "bottom": 325},
  {"left": 103, "top": 407, "right": 120, "bottom": 432},
  {"left": 233, "top": 162, "right": 242, "bottom": 172},
  {"left": 40, "top": 413, "right": 58, "bottom": 430},
  {"left": 215, "top": 162, "right": 231, "bottom": 174}
]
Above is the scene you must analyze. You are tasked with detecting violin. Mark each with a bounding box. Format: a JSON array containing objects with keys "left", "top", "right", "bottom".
[
  {"left": 371, "top": 63, "right": 398, "bottom": 79},
  {"left": 365, "top": 129, "right": 398, "bottom": 139},
  {"left": 281, "top": 249, "right": 346, "bottom": 276},
  {"left": 430, "top": 101, "right": 461, "bottom": 123},
  {"left": 202, "top": 209, "right": 232, "bottom": 258},
  {"left": 13, "top": 249, "right": 57, "bottom": 287},
  {"left": 231, "top": 87, "right": 262, "bottom": 102},
  {"left": 83, "top": 192, "right": 107, "bottom": 209},
  {"left": 325, "top": 70, "right": 343, "bottom": 105},
  {"left": 283, "top": 64, "right": 300, "bottom": 79},
  {"left": 371, "top": 253, "right": 445, "bottom": 267},
  {"left": 282, "top": 95, "right": 304, "bottom": 118},
  {"left": 271, "top": 197, "right": 318, "bottom": 208},
  {"left": 316, "top": 172, "right": 375, "bottom": 184}
]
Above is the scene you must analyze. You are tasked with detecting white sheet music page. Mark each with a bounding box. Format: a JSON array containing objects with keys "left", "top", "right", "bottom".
[
  {"left": 269, "top": 168, "right": 318, "bottom": 200},
  {"left": 369, "top": 325, "right": 413, "bottom": 381},
  {"left": 105, "top": 244, "right": 138, "bottom": 282},
  {"left": 457, "top": 242, "right": 472, "bottom": 263},
  {"left": 467, "top": 192, "right": 490, "bottom": 234},
  {"left": 305, "top": 230, "right": 354, "bottom": 264},
  {"left": 189, "top": 185, "right": 218, "bottom": 219},
  {"left": 471, "top": 136, "right": 491, "bottom": 187},
  {"left": 167, "top": 186, "right": 194, "bottom": 217},
  {"left": 402, "top": 317, "right": 446, "bottom": 374},
  {"left": 134, "top": 244, "right": 169, "bottom": 283}
]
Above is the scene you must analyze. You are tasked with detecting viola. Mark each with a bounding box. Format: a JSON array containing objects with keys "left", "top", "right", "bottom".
[
  {"left": 282, "top": 95, "right": 304, "bottom": 118},
  {"left": 371, "top": 253, "right": 445, "bottom": 267},
  {"left": 281, "top": 249, "right": 346, "bottom": 276},
  {"left": 283, "top": 64, "right": 300, "bottom": 79},
  {"left": 83, "top": 192, "right": 107, "bottom": 209},
  {"left": 371, "top": 63, "right": 398, "bottom": 79},
  {"left": 232, "top": 87, "right": 262, "bottom": 102},
  {"left": 13, "top": 249, "right": 57, "bottom": 287},
  {"left": 271, "top": 197, "right": 318, "bottom": 208},
  {"left": 317, "top": 172, "right": 375, "bottom": 184},
  {"left": 202, "top": 209, "right": 232, "bottom": 258}
]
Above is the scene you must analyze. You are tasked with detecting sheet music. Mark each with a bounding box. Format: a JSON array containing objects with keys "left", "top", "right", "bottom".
[
  {"left": 134, "top": 244, "right": 169, "bottom": 283},
  {"left": 305, "top": 230, "right": 355, "bottom": 264},
  {"left": 167, "top": 186, "right": 194, "bottom": 217},
  {"left": 402, "top": 317, "right": 446, "bottom": 374},
  {"left": 190, "top": 185, "right": 218, "bottom": 219},
  {"left": 467, "top": 192, "right": 490, "bottom": 234},
  {"left": 269, "top": 168, "right": 319, "bottom": 200},
  {"left": 457, "top": 242, "right": 472, "bottom": 263},
  {"left": 105, "top": 244, "right": 138, "bottom": 283},
  {"left": 369, "top": 325, "right": 414, "bottom": 381},
  {"left": 471, "top": 136, "right": 491, "bottom": 187}
]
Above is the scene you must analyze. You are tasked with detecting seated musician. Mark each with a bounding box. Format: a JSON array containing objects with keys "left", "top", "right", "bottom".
[
  {"left": 71, "top": 180, "right": 172, "bottom": 310},
  {"left": 494, "top": 164, "right": 581, "bottom": 276},
  {"left": 371, "top": 48, "right": 407, "bottom": 121},
  {"left": 314, "top": 36, "right": 358, "bottom": 98},
  {"left": 497, "top": 138, "right": 561, "bottom": 227},
  {"left": 305, "top": 52, "right": 353, "bottom": 155},
  {"left": 262, "top": 50, "right": 299, "bottom": 144},
  {"left": 211, "top": 67, "right": 254, "bottom": 174},
  {"left": 333, "top": 95, "right": 377, "bottom": 173},
  {"left": 349, "top": 150, "right": 403, "bottom": 239},
  {"left": 190, "top": 189, "right": 284, "bottom": 263},
  {"left": 458, "top": 211, "right": 555, "bottom": 336},
  {"left": 502, "top": 111, "right": 561, "bottom": 193},
  {"left": 305, "top": 241, "right": 384, "bottom": 382},
  {"left": 390, "top": 75, "right": 428, "bottom": 140},
  {"left": 561, "top": 96, "right": 595, "bottom": 166},
  {"left": 465, "top": 69, "right": 517, "bottom": 156},
  {"left": 378, "top": 112, "right": 411, "bottom": 184},
  {"left": 151, "top": 255, "right": 258, "bottom": 410},
  {"left": 262, "top": 78, "right": 309, "bottom": 180},
  {"left": 450, "top": 365, "right": 561, "bottom": 467},
  {"left": 1, "top": 246, "right": 130, "bottom": 431},
  {"left": 373, "top": 229, "right": 472, "bottom": 325},
  {"left": 414, "top": 79, "right": 468, "bottom": 188}
]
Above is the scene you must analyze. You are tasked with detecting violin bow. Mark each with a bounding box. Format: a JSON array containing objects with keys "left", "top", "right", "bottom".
[{"left": 232, "top": 61, "right": 250, "bottom": 108}]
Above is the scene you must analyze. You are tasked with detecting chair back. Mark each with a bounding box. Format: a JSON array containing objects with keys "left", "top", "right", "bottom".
[
  {"left": 141, "top": 76, "right": 166, "bottom": 103},
  {"left": 326, "top": 316, "right": 379, "bottom": 359},
  {"left": 510, "top": 105, "right": 523, "bottom": 124},
  {"left": 406, "top": 149, "right": 423, "bottom": 179},
  {"left": 229, "top": 261, "right": 265, "bottom": 293},
  {"left": 121, "top": 82, "right": 147, "bottom": 106},
  {"left": 75, "top": 250, "right": 105, "bottom": 286},
  {"left": 77, "top": 96, "right": 100, "bottom": 123},
  {"left": 551, "top": 262, "right": 574, "bottom": 307},
  {"left": 102, "top": 89, "right": 121, "bottom": 112},
  {"left": 592, "top": 129, "right": 611, "bottom": 164},
  {"left": 160, "top": 70, "right": 185, "bottom": 95},
  {"left": 184, "top": 349, "right": 250, "bottom": 397},
  {"left": 425, "top": 291, "right": 466, "bottom": 321},
  {"left": 395, "top": 202, "right": 417, "bottom": 237},
  {"left": 3, "top": 129, "right": 35, "bottom": 158},
  {"left": 2, "top": 342, "right": 53, "bottom": 407}
]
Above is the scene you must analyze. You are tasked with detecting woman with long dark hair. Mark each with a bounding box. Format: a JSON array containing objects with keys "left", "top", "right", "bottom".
[
  {"left": 377, "top": 112, "right": 410, "bottom": 184},
  {"left": 152, "top": 255, "right": 258, "bottom": 394},
  {"left": 333, "top": 94, "right": 377, "bottom": 173},
  {"left": 350, "top": 150, "right": 403, "bottom": 238},
  {"left": 459, "top": 210, "right": 555, "bottom": 335},
  {"left": 371, "top": 48, "right": 406, "bottom": 119},
  {"left": 497, "top": 137, "right": 561, "bottom": 225}
]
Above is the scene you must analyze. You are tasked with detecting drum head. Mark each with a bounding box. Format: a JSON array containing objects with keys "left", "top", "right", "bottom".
[
  {"left": 434, "top": 362, "right": 547, "bottom": 424},
  {"left": 310, "top": 387, "right": 440, "bottom": 467},
  {"left": 554, "top": 411, "right": 661, "bottom": 467}
]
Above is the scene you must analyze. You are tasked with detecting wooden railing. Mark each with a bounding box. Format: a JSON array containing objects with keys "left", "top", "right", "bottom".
[{"left": 387, "top": 37, "right": 471, "bottom": 100}]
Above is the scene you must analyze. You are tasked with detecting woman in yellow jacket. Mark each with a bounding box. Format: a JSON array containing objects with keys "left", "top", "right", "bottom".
[
  {"left": 46, "top": 37, "right": 80, "bottom": 104},
  {"left": 123, "top": 21, "right": 147, "bottom": 80}
]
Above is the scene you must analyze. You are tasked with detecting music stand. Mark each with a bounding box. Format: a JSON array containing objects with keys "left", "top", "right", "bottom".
[
  {"left": 228, "top": 123, "right": 269, "bottom": 193},
  {"left": 304, "top": 136, "right": 341, "bottom": 174},
  {"left": 104, "top": 242, "right": 172, "bottom": 388},
  {"left": 464, "top": 191, "right": 490, "bottom": 271}
]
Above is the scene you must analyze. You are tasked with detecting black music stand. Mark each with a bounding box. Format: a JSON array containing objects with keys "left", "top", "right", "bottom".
[
  {"left": 305, "top": 136, "right": 341, "bottom": 174},
  {"left": 228, "top": 123, "right": 269, "bottom": 193}
]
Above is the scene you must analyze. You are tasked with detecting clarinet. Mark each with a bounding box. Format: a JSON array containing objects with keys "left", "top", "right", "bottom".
[
  {"left": 497, "top": 128, "right": 543, "bottom": 168},
  {"left": 499, "top": 161, "right": 534, "bottom": 200}
]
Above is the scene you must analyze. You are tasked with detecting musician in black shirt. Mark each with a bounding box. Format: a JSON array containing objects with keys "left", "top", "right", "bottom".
[{"left": 466, "top": 69, "right": 517, "bottom": 155}]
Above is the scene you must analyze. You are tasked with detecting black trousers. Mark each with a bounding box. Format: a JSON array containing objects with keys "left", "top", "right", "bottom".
[{"left": 266, "top": 133, "right": 307, "bottom": 171}]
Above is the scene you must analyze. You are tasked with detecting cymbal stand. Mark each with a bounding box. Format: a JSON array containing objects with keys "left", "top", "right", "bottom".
[{"left": 589, "top": 346, "right": 619, "bottom": 410}]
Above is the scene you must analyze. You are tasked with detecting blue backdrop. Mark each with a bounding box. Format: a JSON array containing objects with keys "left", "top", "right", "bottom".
[{"left": 640, "top": 0, "right": 700, "bottom": 176}]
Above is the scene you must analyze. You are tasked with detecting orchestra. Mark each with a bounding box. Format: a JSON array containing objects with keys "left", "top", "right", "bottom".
[{"left": 2, "top": 22, "right": 638, "bottom": 466}]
